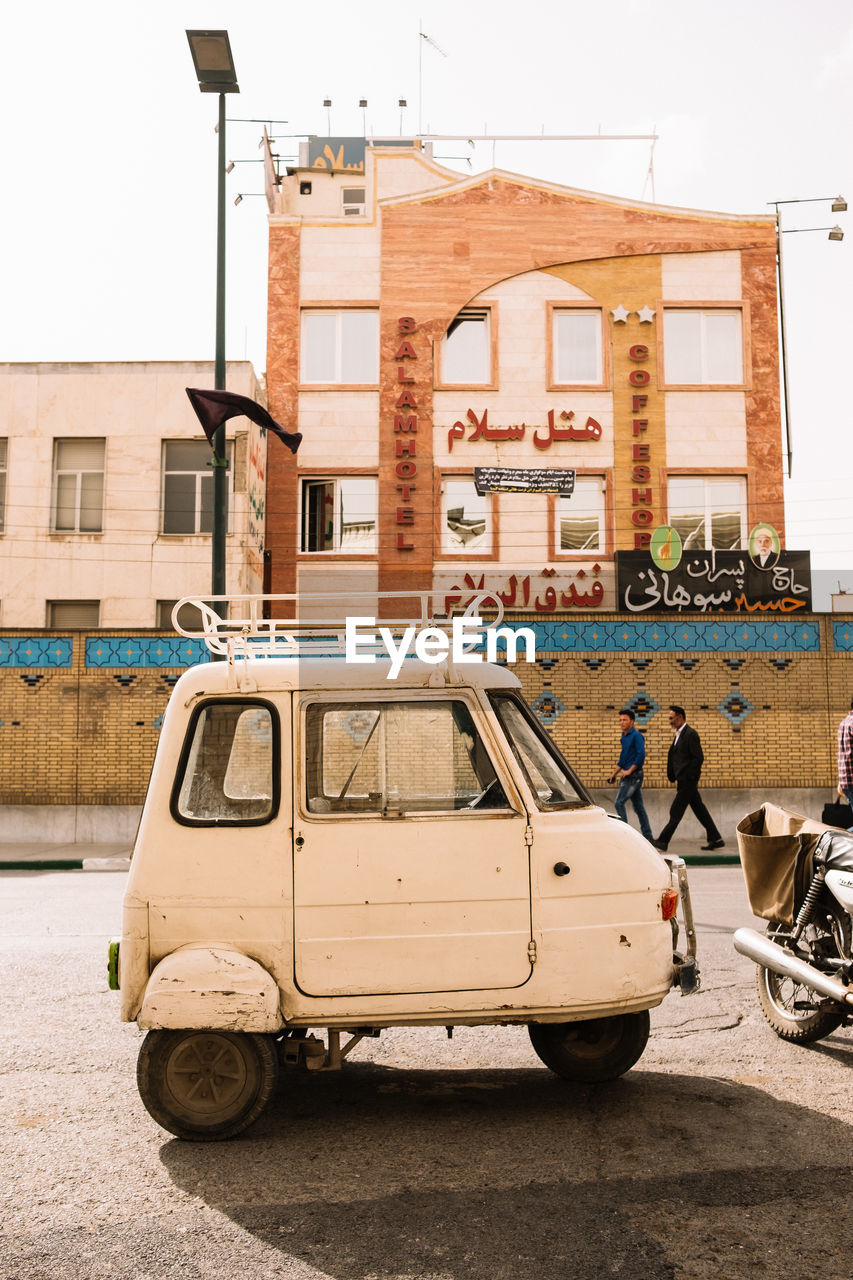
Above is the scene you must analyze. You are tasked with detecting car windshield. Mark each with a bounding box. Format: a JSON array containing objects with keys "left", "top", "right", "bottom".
[{"left": 490, "top": 693, "right": 589, "bottom": 809}]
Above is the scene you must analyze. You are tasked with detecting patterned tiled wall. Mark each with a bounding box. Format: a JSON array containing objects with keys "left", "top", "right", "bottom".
[{"left": 0, "top": 618, "right": 850, "bottom": 806}]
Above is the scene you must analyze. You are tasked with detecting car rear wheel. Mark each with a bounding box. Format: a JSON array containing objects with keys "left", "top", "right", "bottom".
[
  {"left": 137, "top": 1029, "right": 278, "bottom": 1141},
  {"left": 528, "top": 1011, "right": 650, "bottom": 1082}
]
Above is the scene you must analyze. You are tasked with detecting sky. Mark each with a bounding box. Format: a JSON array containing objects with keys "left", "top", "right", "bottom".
[{"left": 3, "top": 0, "right": 852, "bottom": 605}]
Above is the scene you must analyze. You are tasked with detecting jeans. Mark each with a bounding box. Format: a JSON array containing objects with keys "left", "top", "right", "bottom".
[
  {"left": 843, "top": 785, "right": 853, "bottom": 831},
  {"left": 614, "top": 771, "right": 653, "bottom": 841}
]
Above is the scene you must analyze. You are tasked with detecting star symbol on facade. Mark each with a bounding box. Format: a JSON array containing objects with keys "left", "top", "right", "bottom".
[
  {"left": 611, "top": 305, "right": 630, "bottom": 324},
  {"left": 637, "top": 306, "right": 656, "bottom": 323}
]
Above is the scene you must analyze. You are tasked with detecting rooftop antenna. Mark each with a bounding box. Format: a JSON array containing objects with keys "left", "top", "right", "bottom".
[{"left": 418, "top": 21, "right": 447, "bottom": 134}]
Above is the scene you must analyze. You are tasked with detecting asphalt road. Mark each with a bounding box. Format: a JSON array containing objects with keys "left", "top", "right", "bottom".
[{"left": 2, "top": 867, "right": 852, "bottom": 1280}]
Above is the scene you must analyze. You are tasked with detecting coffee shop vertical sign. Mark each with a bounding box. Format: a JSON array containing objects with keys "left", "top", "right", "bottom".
[
  {"left": 393, "top": 316, "right": 419, "bottom": 551},
  {"left": 628, "top": 335, "right": 656, "bottom": 549}
]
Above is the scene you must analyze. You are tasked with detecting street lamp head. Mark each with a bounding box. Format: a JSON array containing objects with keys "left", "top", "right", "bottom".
[
  {"left": 828, "top": 225, "right": 844, "bottom": 241},
  {"left": 186, "top": 30, "right": 239, "bottom": 93},
  {"left": 832, "top": 195, "right": 847, "bottom": 212}
]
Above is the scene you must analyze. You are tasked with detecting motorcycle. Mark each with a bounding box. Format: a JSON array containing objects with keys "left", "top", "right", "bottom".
[{"left": 734, "top": 823, "right": 853, "bottom": 1044}]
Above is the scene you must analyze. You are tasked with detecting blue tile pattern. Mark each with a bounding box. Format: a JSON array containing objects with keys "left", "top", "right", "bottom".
[
  {"left": 0, "top": 637, "right": 73, "bottom": 667},
  {"left": 85, "top": 637, "right": 210, "bottom": 668},
  {"left": 718, "top": 689, "right": 755, "bottom": 728},
  {"left": 530, "top": 690, "right": 566, "bottom": 725},
  {"left": 531, "top": 619, "right": 819, "bottom": 653},
  {"left": 833, "top": 622, "right": 853, "bottom": 651}
]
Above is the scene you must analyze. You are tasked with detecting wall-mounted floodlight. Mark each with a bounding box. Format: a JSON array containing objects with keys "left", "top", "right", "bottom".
[
  {"left": 225, "top": 160, "right": 235, "bottom": 173},
  {"left": 398, "top": 99, "right": 407, "bottom": 108},
  {"left": 359, "top": 98, "right": 368, "bottom": 108},
  {"left": 828, "top": 225, "right": 844, "bottom": 241},
  {"left": 323, "top": 98, "right": 332, "bottom": 108},
  {"left": 234, "top": 194, "right": 243, "bottom": 205},
  {"left": 832, "top": 195, "right": 847, "bottom": 212},
  {"left": 186, "top": 30, "right": 239, "bottom": 93}
]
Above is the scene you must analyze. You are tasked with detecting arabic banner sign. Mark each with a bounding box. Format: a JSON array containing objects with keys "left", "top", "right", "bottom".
[
  {"left": 474, "top": 467, "right": 576, "bottom": 496},
  {"left": 616, "top": 549, "right": 812, "bottom": 614}
]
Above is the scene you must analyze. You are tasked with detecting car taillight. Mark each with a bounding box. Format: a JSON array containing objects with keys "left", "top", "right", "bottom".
[{"left": 660, "top": 888, "right": 679, "bottom": 921}]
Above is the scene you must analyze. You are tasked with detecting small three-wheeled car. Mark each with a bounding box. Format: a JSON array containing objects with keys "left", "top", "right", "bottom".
[{"left": 111, "top": 594, "right": 697, "bottom": 1139}]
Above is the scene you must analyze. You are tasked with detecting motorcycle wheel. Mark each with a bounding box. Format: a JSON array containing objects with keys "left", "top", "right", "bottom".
[
  {"left": 755, "top": 903, "right": 851, "bottom": 1044},
  {"left": 528, "top": 1010, "right": 650, "bottom": 1082}
]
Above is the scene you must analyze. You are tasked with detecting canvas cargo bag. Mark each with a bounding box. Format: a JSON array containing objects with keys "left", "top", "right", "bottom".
[{"left": 737, "top": 802, "right": 827, "bottom": 925}]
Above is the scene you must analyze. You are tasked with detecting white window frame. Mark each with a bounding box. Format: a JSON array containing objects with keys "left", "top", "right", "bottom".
[
  {"left": 342, "top": 187, "right": 366, "bottom": 216},
  {"left": 161, "top": 440, "right": 233, "bottom": 536},
  {"left": 666, "top": 474, "right": 747, "bottom": 551},
  {"left": 662, "top": 307, "right": 745, "bottom": 386},
  {"left": 52, "top": 439, "right": 105, "bottom": 533},
  {"left": 441, "top": 477, "right": 493, "bottom": 556},
  {"left": 300, "top": 309, "right": 379, "bottom": 385},
  {"left": 300, "top": 476, "right": 378, "bottom": 554},
  {"left": 551, "top": 308, "right": 604, "bottom": 386},
  {"left": 555, "top": 476, "right": 606, "bottom": 554},
  {"left": 439, "top": 308, "right": 493, "bottom": 386}
]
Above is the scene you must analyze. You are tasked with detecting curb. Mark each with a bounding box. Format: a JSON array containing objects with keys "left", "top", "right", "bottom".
[
  {"left": 682, "top": 852, "right": 741, "bottom": 867},
  {"left": 0, "top": 857, "right": 130, "bottom": 872}
]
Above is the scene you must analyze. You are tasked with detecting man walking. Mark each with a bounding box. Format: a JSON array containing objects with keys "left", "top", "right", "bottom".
[
  {"left": 608, "top": 708, "right": 653, "bottom": 841},
  {"left": 653, "top": 705, "right": 724, "bottom": 852},
  {"left": 838, "top": 696, "right": 853, "bottom": 809}
]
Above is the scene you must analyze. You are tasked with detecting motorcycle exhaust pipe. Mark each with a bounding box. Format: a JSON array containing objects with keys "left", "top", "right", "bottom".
[{"left": 733, "top": 928, "right": 853, "bottom": 1007}]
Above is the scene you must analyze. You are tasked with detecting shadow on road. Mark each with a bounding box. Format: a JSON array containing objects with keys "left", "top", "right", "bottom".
[{"left": 161, "top": 1064, "right": 853, "bottom": 1280}]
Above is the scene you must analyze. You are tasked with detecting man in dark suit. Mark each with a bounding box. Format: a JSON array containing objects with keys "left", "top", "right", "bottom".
[{"left": 653, "top": 705, "right": 725, "bottom": 852}]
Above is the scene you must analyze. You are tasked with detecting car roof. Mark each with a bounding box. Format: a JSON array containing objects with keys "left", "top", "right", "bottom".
[{"left": 172, "top": 655, "right": 523, "bottom": 698}]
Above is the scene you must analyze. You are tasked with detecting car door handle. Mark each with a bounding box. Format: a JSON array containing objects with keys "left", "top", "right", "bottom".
[{"left": 553, "top": 862, "right": 571, "bottom": 876}]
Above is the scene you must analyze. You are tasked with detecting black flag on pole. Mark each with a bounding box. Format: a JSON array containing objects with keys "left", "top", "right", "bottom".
[{"left": 185, "top": 388, "right": 302, "bottom": 454}]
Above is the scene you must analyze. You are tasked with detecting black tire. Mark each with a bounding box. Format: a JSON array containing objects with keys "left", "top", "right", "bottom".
[
  {"left": 755, "top": 908, "right": 851, "bottom": 1045},
  {"left": 137, "top": 1030, "right": 279, "bottom": 1141},
  {"left": 528, "top": 1010, "right": 650, "bottom": 1082}
]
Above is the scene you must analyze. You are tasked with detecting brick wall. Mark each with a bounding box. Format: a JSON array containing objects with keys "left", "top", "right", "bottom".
[{"left": 1, "top": 618, "right": 850, "bottom": 807}]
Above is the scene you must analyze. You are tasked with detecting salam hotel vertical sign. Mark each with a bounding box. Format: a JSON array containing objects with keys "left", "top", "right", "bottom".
[{"left": 392, "top": 316, "right": 419, "bottom": 551}]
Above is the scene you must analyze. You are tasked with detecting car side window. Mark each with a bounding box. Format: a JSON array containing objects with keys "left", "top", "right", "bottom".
[
  {"left": 304, "top": 699, "right": 511, "bottom": 816},
  {"left": 174, "top": 702, "right": 278, "bottom": 824}
]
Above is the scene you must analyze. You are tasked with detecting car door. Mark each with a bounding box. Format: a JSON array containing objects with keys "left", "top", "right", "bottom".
[{"left": 292, "top": 691, "right": 532, "bottom": 997}]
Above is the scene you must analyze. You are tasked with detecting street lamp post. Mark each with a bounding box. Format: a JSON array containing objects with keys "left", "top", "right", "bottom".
[
  {"left": 769, "top": 196, "right": 846, "bottom": 479},
  {"left": 186, "top": 30, "right": 239, "bottom": 599}
]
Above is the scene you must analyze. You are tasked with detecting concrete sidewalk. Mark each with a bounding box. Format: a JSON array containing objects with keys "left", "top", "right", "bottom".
[
  {"left": 0, "top": 834, "right": 736, "bottom": 871},
  {"left": 0, "top": 841, "right": 132, "bottom": 871}
]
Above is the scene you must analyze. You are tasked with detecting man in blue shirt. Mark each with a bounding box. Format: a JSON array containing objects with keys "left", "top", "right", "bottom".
[{"left": 608, "top": 709, "right": 653, "bottom": 842}]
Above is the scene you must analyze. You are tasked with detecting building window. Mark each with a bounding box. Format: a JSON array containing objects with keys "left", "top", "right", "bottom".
[
  {"left": 0, "top": 438, "right": 6, "bottom": 534},
  {"left": 53, "top": 439, "right": 105, "bottom": 532},
  {"left": 301, "top": 310, "right": 379, "bottom": 384},
  {"left": 162, "top": 440, "right": 232, "bottom": 535},
  {"left": 441, "top": 309, "right": 491, "bottom": 385},
  {"left": 667, "top": 475, "right": 747, "bottom": 550},
  {"left": 442, "top": 479, "right": 491, "bottom": 554},
  {"left": 552, "top": 309, "right": 603, "bottom": 385},
  {"left": 156, "top": 599, "right": 217, "bottom": 631},
  {"left": 663, "top": 308, "right": 743, "bottom": 384},
  {"left": 47, "top": 600, "right": 100, "bottom": 628},
  {"left": 342, "top": 187, "right": 366, "bottom": 216},
  {"left": 557, "top": 477, "right": 605, "bottom": 552},
  {"left": 301, "top": 477, "right": 378, "bottom": 553}
]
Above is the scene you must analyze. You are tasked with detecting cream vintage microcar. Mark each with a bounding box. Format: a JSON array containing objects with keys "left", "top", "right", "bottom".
[{"left": 111, "top": 595, "right": 698, "bottom": 1141}]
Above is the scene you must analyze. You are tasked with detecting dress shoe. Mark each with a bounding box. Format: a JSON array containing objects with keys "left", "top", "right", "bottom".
[
  {"left": 701, "top": 838, "right": 726, "bottom": 851},
  {"left": 652, "top": 838, "right": 668, "bottom": 852}
]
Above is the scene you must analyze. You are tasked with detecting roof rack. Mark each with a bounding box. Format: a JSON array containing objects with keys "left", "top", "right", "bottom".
[{"left": 172, "top": 592, "right": 506, "bottom": 658}]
